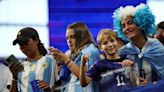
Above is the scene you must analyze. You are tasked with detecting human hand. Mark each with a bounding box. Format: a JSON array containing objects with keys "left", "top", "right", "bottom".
[
  {"left": 37, "top": 80, "right": 52, "bottom": 91},
  {"left": 120, "top": 59, "right": 134, "bottom": 67},
  {"left": 139, "top": 77, "right": 148, "bottom": 86},
  {"left": 48, "top": 47, "right": 70, "bottom": 64},
  {"left": 9, "top": 62, "right": 24, "bottom": 80},
  {"left": 81, "top": 54, "right": 89, "bottom": 66}
]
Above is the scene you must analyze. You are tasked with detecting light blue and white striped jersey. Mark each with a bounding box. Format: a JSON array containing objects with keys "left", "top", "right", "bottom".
[
  {"left": 17, "top": 55, "right": 59, "bottom": 92},
  {"left": 65, "top": 43, "right": 100, "bottom": 92}
]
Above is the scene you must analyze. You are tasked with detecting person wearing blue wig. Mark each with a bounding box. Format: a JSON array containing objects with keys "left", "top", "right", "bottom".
[{"left": 113, "top": 3, "right": 164, "bottom": 86}]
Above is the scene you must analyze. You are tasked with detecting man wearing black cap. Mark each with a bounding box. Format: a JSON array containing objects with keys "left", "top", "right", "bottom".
[
  {"left": 13, "top": 27, "right": 39, "bottom": 46},
  {"left": 10, "top": 27, "right": 59, "bottom": 92}
]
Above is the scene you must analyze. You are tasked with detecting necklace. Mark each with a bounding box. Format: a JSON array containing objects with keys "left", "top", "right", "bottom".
[{"left": 27, "top": 55, "right": 43, "bottom": 62}]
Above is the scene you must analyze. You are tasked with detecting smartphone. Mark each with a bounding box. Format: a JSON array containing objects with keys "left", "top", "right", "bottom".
[{"left": 6, "top": 54, "right": 19, "bottom": 66}]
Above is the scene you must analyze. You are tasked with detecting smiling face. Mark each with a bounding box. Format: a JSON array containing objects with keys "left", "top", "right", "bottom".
[
  {"left": 66, "top": 28, "right": 76, "bottom": 53},
  {"left": 121, "top": 16, "right": 141, "bottom": 40},
  {"left": 100, "top": 35, "right": 119, "bottom": 56}
]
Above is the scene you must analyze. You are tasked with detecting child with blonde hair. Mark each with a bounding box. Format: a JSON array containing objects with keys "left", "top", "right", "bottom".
[{"left": 79, "top": 29, "right": 138, "bottom": 92}]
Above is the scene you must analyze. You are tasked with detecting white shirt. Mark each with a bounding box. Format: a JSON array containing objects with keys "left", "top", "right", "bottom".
[{"left": 0, "top": 63, "right": 12, "bottom": 92}]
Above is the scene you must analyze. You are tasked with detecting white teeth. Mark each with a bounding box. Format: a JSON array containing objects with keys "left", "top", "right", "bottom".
[
  {"left": 108, "top": 48, "right": 114, "bottom": 50},
  {"left": 125, "top": 29, "right": 132, "bottom": 33},
  {"left": 125, "top": 30, "right": 132, "bottom": 35}
]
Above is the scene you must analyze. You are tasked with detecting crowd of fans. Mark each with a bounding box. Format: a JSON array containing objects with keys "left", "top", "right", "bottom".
[{"left": 0, "top": 3, "right": 164, "bottom": 92}]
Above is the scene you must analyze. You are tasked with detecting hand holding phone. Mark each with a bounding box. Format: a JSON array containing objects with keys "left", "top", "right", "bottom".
[
  {"left": 6, "top": 55, "right": 19, "bottom": 66},
  {"left": 6, "top": 55, "right": 24, "bottom": 80}
]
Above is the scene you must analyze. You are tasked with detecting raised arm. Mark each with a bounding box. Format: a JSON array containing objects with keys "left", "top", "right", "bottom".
[
  {"left": 80, "top": 54, "right": 92, "bottom": 87},
  {"left": 49, "top": 47, "right": 80, "bottom": 77}
]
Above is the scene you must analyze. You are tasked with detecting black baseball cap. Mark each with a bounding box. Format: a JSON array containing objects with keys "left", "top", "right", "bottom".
[{"left": 13, "top": 27, "right": 39, "bottom": 46}]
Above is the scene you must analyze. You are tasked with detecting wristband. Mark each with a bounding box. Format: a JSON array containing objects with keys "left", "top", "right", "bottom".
[
  {"left": 66, "top": 58, "right": 71, "bottom": 66},
  {"left": 82, "top": 61, "right": 86, "bottom": 66}
]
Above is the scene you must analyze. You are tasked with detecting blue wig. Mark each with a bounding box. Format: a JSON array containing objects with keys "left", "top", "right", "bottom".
[{"left": 113, "top": 3, "right": 156, "bottom": 41}]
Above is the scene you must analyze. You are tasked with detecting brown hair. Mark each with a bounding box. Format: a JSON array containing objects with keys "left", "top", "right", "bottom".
[
  {"left": 157, "top": 21, "right": 164, "bottom": 29},
  {"left": 67, "top": 22, "right": 95, "bottom": 51}
]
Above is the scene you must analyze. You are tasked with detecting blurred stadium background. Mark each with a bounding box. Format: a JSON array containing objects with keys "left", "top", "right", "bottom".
[{"left": 0, "top": 0, "right": 164, "bottom": 58}]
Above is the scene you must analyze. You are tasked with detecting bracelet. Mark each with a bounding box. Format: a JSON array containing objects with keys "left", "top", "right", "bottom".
[
  {"left": 81, "top": 61, "right": 86, "bottom": 66},
  {"left": 12, "top": 79, "right": 18, "bottom": 83},
  {"left": 68, "top": 61, "right": 73, "bottom": 68},
  {"left": 66, "top": 58, "right": 71, "bottom": 66},
  {"left": 12, "top": 78, "right": 18, "bottom": 81}
]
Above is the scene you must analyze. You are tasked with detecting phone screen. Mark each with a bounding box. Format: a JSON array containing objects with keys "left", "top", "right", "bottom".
[{"left": 6, "top": 54, "right": 19, "bottom": 66}]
